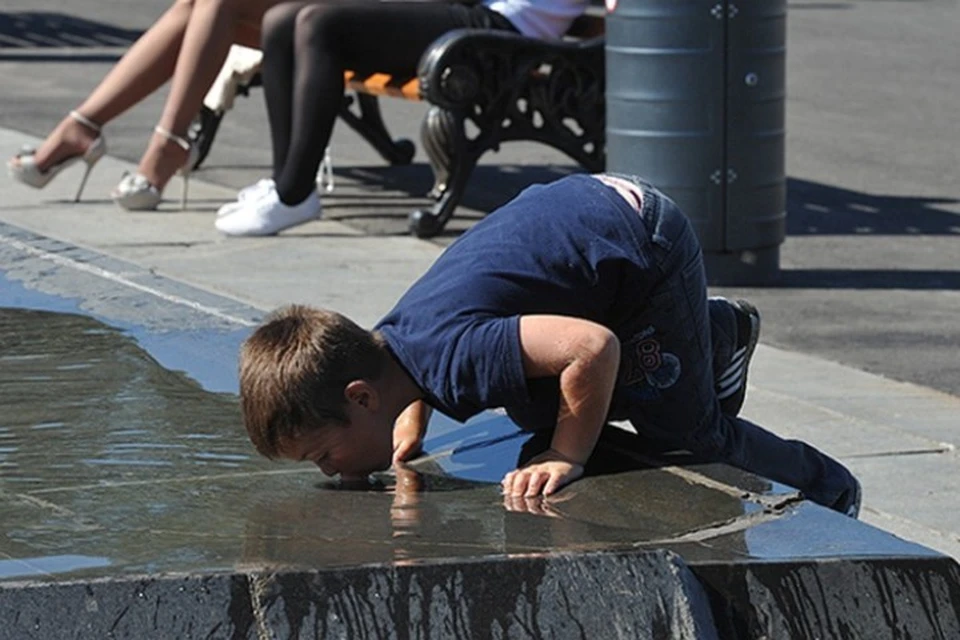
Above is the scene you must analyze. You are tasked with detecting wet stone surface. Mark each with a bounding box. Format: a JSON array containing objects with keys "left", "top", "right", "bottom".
[
  {"left": 1, "top": 265, "right": 960, "bottom": 638},
  {"left": 0, "top": 304, "right": 938, "bottom": 585}
]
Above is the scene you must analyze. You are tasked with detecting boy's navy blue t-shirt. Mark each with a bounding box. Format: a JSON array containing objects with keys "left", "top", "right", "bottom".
[{"left": 375, "top": 175, "right": 657, "bottom": 427}]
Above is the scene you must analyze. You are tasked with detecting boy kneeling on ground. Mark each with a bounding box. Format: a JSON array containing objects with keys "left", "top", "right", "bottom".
[{"left": 238, "top": 173, "right": 862, "bottom": 517}]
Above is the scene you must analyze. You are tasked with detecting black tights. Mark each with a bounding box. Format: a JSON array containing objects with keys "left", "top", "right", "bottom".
[{"left": 261, "top": 1, "right": 516, "bottom": 205}]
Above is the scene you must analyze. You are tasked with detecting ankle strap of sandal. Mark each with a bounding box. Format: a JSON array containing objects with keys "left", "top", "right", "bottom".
[
  {"left": 154, "top": 125, "right": 191, "bottom": 152},
  {"left": 69, "top": 110, "right": 102, "bottom": 133}
]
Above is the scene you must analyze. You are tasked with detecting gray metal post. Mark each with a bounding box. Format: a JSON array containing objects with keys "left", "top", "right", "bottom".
[{"left": 605, "top": 0, "right": 787, "bottom": 285}]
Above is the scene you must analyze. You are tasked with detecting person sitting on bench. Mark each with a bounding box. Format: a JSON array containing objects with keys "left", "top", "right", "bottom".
[{"left": 215, "top": 0, "right": 590, "bottom": 236}]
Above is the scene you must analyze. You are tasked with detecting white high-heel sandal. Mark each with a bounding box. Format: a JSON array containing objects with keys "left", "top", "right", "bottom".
[
  {"left": 7, "top": 110, "right": 107, "bottom": 202},
  {"left": 112, "top": 126, "right": 197, "bottom": 212}
]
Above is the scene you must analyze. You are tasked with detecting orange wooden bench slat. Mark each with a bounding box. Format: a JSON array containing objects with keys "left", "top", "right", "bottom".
[{"left": 344, "top": 70, "right": 421, "bottom": 101}]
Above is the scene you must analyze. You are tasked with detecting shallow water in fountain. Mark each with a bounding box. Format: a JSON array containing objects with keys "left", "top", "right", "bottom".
[
  {"left": 0, "top": 270, "right": 938, "bottom": 585},
  {"left": 0, "top": 308, "right": 252, "bottom": 488}
]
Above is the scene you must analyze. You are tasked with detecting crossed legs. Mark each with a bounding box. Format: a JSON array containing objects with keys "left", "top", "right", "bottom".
[
  {"left": 139, "top": 0, "right": 284, "bottom": 189},
  {"left": 12, "top": 0, "right": 284, "bottom": 193}
]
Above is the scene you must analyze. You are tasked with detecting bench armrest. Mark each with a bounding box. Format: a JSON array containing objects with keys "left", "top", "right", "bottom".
[{"left": 417, "top": 28, "right": 605, "bottom": 110}]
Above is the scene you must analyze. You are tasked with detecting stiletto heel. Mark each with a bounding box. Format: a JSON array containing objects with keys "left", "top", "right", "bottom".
[
  {"left": 112, "top": 125, "right": 195, "bottom": 212},
  {"left": 7, "top": 110, "right": 106, "bottom": 201},
  {"left": 178, "top": 144, "right": 200, "bottom": 211},
  {"left": 159, "top": 125, "right": 199, "bottom": 211},
  {"left": 180, "top": 174, "right": 189, "bottom": 211},
  {"left": 74, "top": 161, "right": 96, "bottom": 203}
]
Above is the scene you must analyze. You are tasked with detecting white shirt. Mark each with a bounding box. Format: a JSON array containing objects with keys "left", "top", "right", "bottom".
[{"left": 485, "top": 0, "right": 589, "bottom": 40}]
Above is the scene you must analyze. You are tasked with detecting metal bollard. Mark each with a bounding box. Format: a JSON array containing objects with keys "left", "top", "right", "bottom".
[{"left": 605, "top": 0, "right": 787, "bottom": 285}]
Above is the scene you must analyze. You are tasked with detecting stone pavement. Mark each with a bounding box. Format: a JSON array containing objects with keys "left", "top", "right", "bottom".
[{"left": 1, "top": 0, "right": 958, "bottom": 561}]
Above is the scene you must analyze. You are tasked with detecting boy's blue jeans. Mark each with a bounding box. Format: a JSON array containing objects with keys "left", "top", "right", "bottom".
[{"left": 611, "top": 174, "right": 860, "bottom": 513}]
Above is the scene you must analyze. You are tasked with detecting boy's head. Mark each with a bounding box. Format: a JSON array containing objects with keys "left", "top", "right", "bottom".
[{"left": 239, "top": 305, "right": 393, "bottom": 476}]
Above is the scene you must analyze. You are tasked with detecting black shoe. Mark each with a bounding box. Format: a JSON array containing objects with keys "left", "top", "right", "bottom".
[{"left": 717, "top": 298, "right": 761, "bottom": 416}]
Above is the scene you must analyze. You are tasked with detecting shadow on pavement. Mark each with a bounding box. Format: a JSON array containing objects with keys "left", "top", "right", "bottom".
[
  {"left": 334, "top": 163, "right": 575, "bottom": 213},
  {"left": 787, "top": 177, "right": 960, "bottom": 237},
  {"left": 776, "top": 268, "right": 960, "bottom": 290},
  {"left": 326, "top": 163, "right": 958, "bottom": 247},
  {"left": 786, "top": 2, "right": 853, "bottom": 9},
  {"left": 779, "top": 178, "right": 960, "bottom": 290},
  {"left": 325, "top": 163, "right": 577, "bottom": 238},
  {"left": 0, "top": 11, "right": 141, "bottom": 58},
  {"left": 328, "top": 163, "right": 960, "bottom": 290}
]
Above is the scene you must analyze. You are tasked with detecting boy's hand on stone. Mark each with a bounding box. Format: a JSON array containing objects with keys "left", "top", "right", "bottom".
[
  {"left": 392, "top": 433, "right": 423, "bottom": 465},
  {"left": 501, "top": 449, "right": 584, "bottom": 497}
]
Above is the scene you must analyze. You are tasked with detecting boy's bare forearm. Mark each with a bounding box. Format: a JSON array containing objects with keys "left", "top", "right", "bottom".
[
  {"left": 550, "top": 333, "right": 620, "bottom": 465},
  {"left": 506, "top": 315, "right": 620, "bottom": 495}
]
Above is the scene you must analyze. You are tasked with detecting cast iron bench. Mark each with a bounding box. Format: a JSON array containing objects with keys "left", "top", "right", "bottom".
[{"left": 190, "top": 12, "right": 605, "bottom": 238}]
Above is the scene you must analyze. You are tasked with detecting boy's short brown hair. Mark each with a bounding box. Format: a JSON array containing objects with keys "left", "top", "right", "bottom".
[{"left": 239, "top": 305, "right": 387, "bottom": 458}]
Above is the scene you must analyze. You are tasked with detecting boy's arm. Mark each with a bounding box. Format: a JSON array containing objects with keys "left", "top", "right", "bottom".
[
  {"left": 393, "top": 399, "right": 432, "bottom": 464},
  {"left": 503, "top": 315, "right": 620, "bottom": 497}
]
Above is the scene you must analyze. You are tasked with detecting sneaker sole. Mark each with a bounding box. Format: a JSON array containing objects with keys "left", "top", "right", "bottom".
[{"left": 215, "top": 201, "right": 322, "bottom": 236}]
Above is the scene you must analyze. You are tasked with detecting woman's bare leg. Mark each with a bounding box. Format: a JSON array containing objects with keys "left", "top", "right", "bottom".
[
  {"left": 137, "top": 0, "right": 287, "bottom": 190},
  {"left": 14, "top": 0, "right": 195, "bottom": 172}
]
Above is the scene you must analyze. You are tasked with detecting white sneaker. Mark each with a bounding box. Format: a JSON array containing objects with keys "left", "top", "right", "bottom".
[
  {"left": 216, "top": 178, "right": 276, "bottom": 218},
  {"left": 215, "top": 188, "right": 321, "bottom": 236}
]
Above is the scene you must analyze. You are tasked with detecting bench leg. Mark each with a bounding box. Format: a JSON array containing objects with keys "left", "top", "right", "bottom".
[
  {"left": 420, "top": 105, "right": 455, "bottom": 198},
  {"left": 337, "top": 94, "right": 416, "bottom": 166},
  {"left": 409, "top": 105, "right": 479, "bottom": 238},
  {"left": 187, "top": 106, "right": 224, "bottom": 171}
]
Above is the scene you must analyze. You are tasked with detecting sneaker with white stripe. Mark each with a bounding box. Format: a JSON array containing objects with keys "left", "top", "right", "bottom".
[{"left": 716, "top": 298, "right": 761, "bottom": 416}]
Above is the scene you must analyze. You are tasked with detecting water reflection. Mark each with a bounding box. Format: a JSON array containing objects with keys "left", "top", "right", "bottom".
[
  {"left": 0, "top": 308, "right": 256, "bottom": 489},
  {"left": 6, "top": 305, "right": 888, "bottom": 585},
  {"left": 236, "top": 455, "right": 761, "bottom": 574}
]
